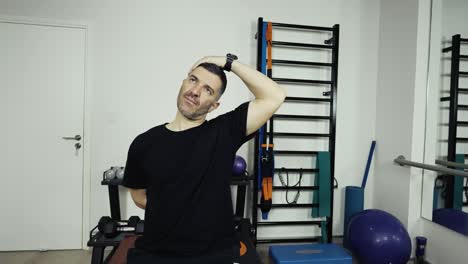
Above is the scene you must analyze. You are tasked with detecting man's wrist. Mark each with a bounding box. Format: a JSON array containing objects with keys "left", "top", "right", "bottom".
[
  {"left": 224, "top": 53, "right": 238, "bottom": 71},
  {"left": 229, "top": 60, "right": 241, "bottom": 73}
]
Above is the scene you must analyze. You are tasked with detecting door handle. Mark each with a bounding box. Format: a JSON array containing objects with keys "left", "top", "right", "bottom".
[{"left": 62, "top": 135, "right": 82, "bottom": 141}]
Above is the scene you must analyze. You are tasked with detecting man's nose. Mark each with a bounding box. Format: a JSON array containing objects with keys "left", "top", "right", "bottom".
[{"left": 189, "top": 84, "right": 202, "bottom": 96}]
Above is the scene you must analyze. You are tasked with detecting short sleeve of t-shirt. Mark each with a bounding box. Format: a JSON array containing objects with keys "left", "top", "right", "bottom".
[
  {"left": 122, "top": 133, "right": 149, "bottom": 189},
  {"left": 221, "top": 101, "right": 257, "bottom": 150}
]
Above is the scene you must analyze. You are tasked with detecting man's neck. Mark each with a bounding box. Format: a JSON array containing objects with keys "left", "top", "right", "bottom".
[{"left": 166, "top": 111, "right": 206, "bottom": 132}]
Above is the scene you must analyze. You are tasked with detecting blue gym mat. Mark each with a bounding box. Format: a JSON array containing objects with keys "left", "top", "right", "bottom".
[{"left": 269, "top": 243, "right": 352, "bottom": 264}]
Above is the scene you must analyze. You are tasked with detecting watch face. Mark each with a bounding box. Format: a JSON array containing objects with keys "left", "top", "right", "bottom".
[{"left": 227, "top": 53, "right": 238, "bottom": 60}]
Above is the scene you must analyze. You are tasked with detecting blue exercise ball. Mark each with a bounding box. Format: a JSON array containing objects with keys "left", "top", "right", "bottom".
[
  {"left": 347, "top": 209, "right": 411, "bottom": 264},
  {"left": 233, "top": 155, "right": 247, "bottom": 176}
]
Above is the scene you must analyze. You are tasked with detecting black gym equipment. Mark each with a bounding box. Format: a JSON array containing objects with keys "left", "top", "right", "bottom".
[
  {"left": 441, "top": 34, "right": 468, "bottom": 209},
  {"left": 88, "top": 216, "right": 143, "bottom": 263},
  {"left": 253, "top": 17, "right": 340, "bottom": 245},
  {"left": 88, "top": 170, "right": 261, "bottom": 264},
  {"left": 232, "top": 175, "right": 263, "bottom": 264},
  {"left": 87, "top": 174, "right": 140, "bottom": 264},
  {"left": 98, "top": 216, "right": 144, "bottom": 238}
]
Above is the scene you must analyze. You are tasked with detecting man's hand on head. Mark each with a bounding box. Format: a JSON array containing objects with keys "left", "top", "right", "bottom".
[
  {"left": 191, "top": 56, "right": 227, "bottom": 71},
  {"left": 190, "top": 54, "right": 286, "bottom": 137}
]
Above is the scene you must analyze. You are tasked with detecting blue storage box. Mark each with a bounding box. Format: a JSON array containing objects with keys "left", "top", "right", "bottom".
[{"left": 269, "top": 243, "right": 352, "bottom": 264}]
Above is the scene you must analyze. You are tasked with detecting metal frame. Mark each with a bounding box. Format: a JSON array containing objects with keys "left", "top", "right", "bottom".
[
  {"left": 441, "top": 34, "right": 468, "bottom": 207},
  {"left": 394, "top": 156, "right": 468, "bottom": 178},
  {"left": 435, "top": 159, "right": 468, "bottom": 170},
  {"left": 252, "top": 17, "right": 263, "bottom": 243},
  {"left": 253, "top": 18, "right": 339, "bottom": 244}
]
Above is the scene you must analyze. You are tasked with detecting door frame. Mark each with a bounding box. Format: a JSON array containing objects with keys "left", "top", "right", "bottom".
[{"left": 0, "top": 15, "right": 91, "bottom": 249}]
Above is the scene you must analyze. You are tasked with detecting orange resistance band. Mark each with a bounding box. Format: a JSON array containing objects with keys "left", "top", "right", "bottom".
[
  {"left": 260, "top": 143, "right": 274, "bottom": 201},
  {"left": 262, "top": 177, "right": 272, "bottom": 200},
  {"left": 261, "top": 143, "right": 274, "bottom": 150},
  {"left": 266, "top": 22, "right": 273, "bottom": 71}
]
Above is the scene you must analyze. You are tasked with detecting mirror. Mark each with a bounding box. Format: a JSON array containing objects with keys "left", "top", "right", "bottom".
[{"left": 422, "top": 0, "right": 468, "bottom": 236}]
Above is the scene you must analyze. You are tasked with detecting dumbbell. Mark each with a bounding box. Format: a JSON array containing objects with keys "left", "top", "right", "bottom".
[
  {"left": 115, "top": 167, "right": 125, "bottom": 180},
  {"left": 103, "top": 166, "right": 125, "bottom": 181},
  {"left": 98, "top": 216, "right": 144, "bottom": 238},
  {"left": 103, "top": 169, "right": 115, "bottom": 181}
]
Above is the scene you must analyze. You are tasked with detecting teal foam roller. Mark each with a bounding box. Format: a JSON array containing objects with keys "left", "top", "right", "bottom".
[{"left": 343, "top": 186, "right": 364, "bottom": 249}]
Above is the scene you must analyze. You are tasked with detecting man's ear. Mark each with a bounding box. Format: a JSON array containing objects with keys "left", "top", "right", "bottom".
[{"left": 208, "top": 101, "right": 220, "bottom": 113}]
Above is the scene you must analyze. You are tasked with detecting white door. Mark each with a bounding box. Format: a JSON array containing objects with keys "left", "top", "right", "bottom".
[{"left": 0, "top": 21, "right": 86, "bottom": 250}]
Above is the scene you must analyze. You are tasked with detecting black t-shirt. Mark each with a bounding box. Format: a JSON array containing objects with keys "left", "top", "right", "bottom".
[{"left": 122, "top": 101, "right": 255, "bottom": 257}]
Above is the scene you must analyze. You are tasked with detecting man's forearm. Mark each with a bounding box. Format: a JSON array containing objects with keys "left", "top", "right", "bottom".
[
  {"left": 190, "top": 55, "right": 286, "bottom": 135},
  {"left": 231, "top": 60, "right": 286, "bottom": 102},
  {"left": 190, "top": 56, "right": 286, "bottom": 102}
]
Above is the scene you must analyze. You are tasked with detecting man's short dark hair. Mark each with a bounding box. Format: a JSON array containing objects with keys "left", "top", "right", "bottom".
[{"left": 196, "top": 62, "right": 227, "bottom": 97}]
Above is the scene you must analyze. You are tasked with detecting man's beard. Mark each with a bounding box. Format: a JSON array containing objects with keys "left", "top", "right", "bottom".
[{"left": 177, "top": 94, "right": 211, "bottom": 120}]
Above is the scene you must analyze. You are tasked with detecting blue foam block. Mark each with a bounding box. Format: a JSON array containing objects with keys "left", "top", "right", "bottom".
[{"left": 269, "top": 244, "right": 352, "bottom": 264}]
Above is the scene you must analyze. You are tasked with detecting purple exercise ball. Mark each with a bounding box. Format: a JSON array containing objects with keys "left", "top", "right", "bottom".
[
  {"left": 347, "top": 209, "right": 411, "bottom": 264},
  {"left": 233, "top": 155, "right": 247, "bottom": 175}
]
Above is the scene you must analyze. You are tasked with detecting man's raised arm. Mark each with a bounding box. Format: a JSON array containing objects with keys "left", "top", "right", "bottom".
[
  {"left": 192, "top": 55, "right": 286, "bottom": 136},
  {"left": 230, "top": 59, "right": 286, "bottom": 136}
]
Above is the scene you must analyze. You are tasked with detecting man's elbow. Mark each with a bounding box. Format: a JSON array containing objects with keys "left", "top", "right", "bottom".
[
  {"left": 271, "top": 87, "right": 286, "bottom": 108},
  {"left": 274, "top": 85, "right": 287, "bottom": 104},
  {"left": 134, "top": 195, "right": 147, "bottom": 209},
  {"left": 135, "top": 201, "right": 146, "bottom": 209},
  {"left": 129, "top": 188, "right": 147, "bottom": 209},
  {"left": 279, "top": 89, "right": 287, "bottom": 103}
]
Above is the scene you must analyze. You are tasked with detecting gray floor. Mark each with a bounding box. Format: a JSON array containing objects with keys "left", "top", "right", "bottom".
[
  {"left": 0, "top": 246, "right": 420, "bottom": 264},
  {"left": 0, "top": 250, "right": 94, "bottom": 264},
  {"left": 0, "top": 246, "right": 273, "bottom": 264},
  {"left": 0, "top": 244, "right": 348, "bottom": 264},
  {"left": 0, "top": 247, "right": 416, "bottom": 264}
]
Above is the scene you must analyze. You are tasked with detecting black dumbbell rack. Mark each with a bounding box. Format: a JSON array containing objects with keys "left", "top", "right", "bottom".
[
  {"left": 232, "top": 173, "right": 252, "bottom": 220},
  {"left": 231, "top": 173, "right": 263, "bottom": 264},
  {"left": 86, "top": 175, "right": 127, "bottom": 264},
  {"left": 102, "top": 174, "right": 124, "bottom": 220}
]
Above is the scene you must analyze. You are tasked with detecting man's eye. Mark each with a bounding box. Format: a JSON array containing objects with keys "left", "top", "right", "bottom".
[
  {"left": 206, "top": 88, "right": 212, "bottom": 95},
  {"left": 190, "top": 77, "right": 196, "bottom": 82}
]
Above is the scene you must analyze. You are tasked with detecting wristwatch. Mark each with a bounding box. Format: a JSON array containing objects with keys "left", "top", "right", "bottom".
[{"left": 224, "top": 53, "right": 238, "bottom": 72}]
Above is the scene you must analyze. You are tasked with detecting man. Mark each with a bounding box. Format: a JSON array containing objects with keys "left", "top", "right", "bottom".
[{"left": 122, "top": 54, "right": 286, "bottom": 263}]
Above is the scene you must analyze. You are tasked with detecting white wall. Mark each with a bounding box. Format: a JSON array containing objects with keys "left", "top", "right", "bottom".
[
  {"left": 0, "top": 0, "right": 381, "bottom": 246},
  {"left": 422, "top": 0, "right": 444, "bottom": 220},
  {"left": 373, "top": 0, "right": 419, "bottom": 225}
]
